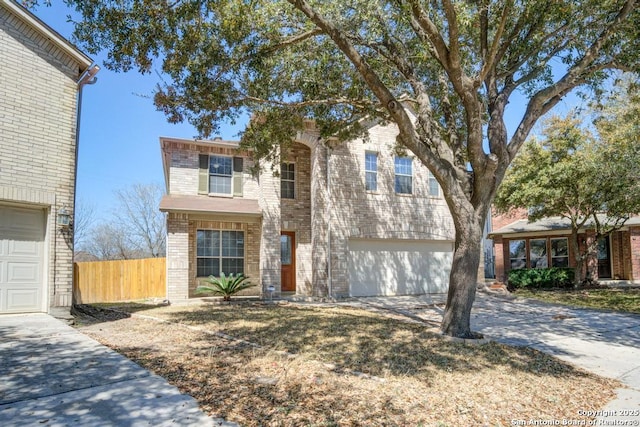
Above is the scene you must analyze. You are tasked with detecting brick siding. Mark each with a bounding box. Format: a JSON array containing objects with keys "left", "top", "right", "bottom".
[
  {"left": 0, "top": 6, "right": 88, "bottom": 309},
  {"left": 163, "top": 123, "right": 459, "bottom": 299}
]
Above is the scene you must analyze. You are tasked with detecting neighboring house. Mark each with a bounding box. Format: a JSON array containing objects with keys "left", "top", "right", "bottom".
[
  {"left": 0, "top": 0, "right": 98, "bottom": 314},
  {"left": 160, "top": 120, "right": 458, "bottom": 301},
  {"left": 489, "top": 210, "right": 640, "bottom": 284}
]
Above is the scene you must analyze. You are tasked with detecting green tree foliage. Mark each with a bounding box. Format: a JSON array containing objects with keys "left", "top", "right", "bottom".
[
  {"left": 496, "top": 81, "right": 640, "bottom": 283},
  {"left": 44, "top": 0, "right": 640, "bottom": 337}
]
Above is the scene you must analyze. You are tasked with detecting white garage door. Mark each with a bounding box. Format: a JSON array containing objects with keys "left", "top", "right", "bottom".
[
  {"left": 0, "top": 206, "right": 45, "bottom": 313},
  {"left": 348, "top": 239, "right": 453, "bottom": 297}
]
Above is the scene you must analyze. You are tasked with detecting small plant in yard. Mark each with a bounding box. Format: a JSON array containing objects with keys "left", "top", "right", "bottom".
[{"left": 196, "top": 273, "right": 255, "bottom": 301}]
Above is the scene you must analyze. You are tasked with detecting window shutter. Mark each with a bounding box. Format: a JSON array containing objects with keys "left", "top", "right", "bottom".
[
  {"left": 233, "top": 157, "right": 243, "bottom": 196},
  {"left": 198, "top": 154, "right": 209, "bottom": 194}
]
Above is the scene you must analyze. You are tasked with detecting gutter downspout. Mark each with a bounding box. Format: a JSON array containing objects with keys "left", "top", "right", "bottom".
[
  {"left": 326, "top": 145, "right": 332, "bottom": 299},
  {"left": 70, "top": 64, "right": 99, "bottom": 305}
]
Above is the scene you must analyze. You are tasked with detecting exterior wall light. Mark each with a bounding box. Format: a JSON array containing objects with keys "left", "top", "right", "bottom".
[{"left": 57, "top": 205, "right": 71, "bottom": 229}]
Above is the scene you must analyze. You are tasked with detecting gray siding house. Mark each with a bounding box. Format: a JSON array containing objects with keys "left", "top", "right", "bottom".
[
  {"left": 0, "top": 0, "right": 98, "bottom": 313},
  {"left": 160, "top": 120, "right": 456, "bottom": 301}
]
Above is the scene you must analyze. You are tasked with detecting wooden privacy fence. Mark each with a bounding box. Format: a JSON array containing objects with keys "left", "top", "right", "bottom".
[{"left": 74, "top": 257, "right": 166, "bottom": 304}]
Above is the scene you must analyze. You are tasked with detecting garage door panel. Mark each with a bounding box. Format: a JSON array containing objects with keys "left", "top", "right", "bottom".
[
  {"left": 348, "top": 239, "right": 452, "bottom": 297},
  {"left": 0, "top": 206, "right": 45, "bottom": 313},
  {"left": 6, "top": 288, "right": 40, "bottom": 311},
  {"left": 7, "top": 262, "right": 41, "bottom": 283},
  {"left": 8, "top": 239, "right": 41, "bottom": 257}
]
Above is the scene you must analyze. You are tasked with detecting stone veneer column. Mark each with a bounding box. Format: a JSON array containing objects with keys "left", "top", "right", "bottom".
[
  {"left": 258, "top": 160, "right": 282, "bottom": 293},
  {"left": 310, "top": 141, "right": 329, "bottom": 297},
  {"left": 166, "top": 213, "right": 189, "bottom": 301}
]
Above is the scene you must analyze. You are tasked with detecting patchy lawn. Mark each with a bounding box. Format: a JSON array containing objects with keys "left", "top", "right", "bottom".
[
  {"left": 77, "top": 302, "right": 618, "bottom": 426},
  {"left": 514, "top": 287, "right": 640, "bottom": 314}
]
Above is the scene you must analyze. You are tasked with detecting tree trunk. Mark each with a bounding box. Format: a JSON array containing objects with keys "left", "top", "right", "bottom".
[
  {"left": 441, "top": 214, "right": 484, "bottom": 338},
  {"left": 569, "top": 229, "right": 582, "bottom": 287}
]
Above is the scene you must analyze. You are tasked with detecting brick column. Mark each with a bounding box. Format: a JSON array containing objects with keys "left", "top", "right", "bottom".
[
  {"left": 166, "top": 213, "right": 189, "bottom": 301},
  {"left": 258, "top": 160, "right": 282, "bottom": 293},
  {"left": 310, "top": 142, "right": 329, "bottom": 297}
]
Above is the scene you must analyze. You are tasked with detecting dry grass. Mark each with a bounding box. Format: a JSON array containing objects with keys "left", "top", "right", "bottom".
[
  {"left": 514, "top": 287, "right": 640, "bottom": 314},
  {"left": 78, "top": 302, "right": 619, "bottom": 426}
]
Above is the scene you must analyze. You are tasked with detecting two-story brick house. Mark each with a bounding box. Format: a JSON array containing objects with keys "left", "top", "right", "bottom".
[
  {"left": 160, "top": 121, "right": 456, "bottom": 301},
  {"left": 0, "top": 0, "right": 98, "bottom": 314}
]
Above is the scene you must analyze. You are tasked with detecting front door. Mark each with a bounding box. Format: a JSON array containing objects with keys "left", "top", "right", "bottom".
[
  {"left": 281, "top": 231, "right": 296, "bottom": 292},
  {"left": 597, "top": 236, "right": 612, "bottom": 279}
]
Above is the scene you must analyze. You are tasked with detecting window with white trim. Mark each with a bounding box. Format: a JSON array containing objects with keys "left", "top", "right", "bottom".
[
  {"left": 209, "top": 155, "right": 233, "bottom": 195},
  {"left": 281, "top": 163, "right": 295, "bottom": 199},
  {"left": 394, "top": 156, "right": 412, "bottom": 194},
  {"left": 428, "top": 170, "right": 440, "bottom": 197},
  {"left": 365, "top": 152, "right": 378, "bottom": 192},
  {"left": 196, "top": 230, "right": 244, "bottom": 277}
]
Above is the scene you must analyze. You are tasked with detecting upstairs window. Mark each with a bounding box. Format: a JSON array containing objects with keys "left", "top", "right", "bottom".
[
  {"left": 394, "top": 156, "right": 412, "bottom": 194},
  {"left": 198, "top": 154, "right": 243, "bottom": 196},
  {"left": 209, "top": 155, "right": 233, "bottom": 195},
  {"left": 365, "top": 152, "right": 378, "bottom": 192},
  {"left": 428, "top": 170, "right": 440, "bottom": 197},
  {"left": 281, "top": 163, "right": 295, "bottom": 199}
]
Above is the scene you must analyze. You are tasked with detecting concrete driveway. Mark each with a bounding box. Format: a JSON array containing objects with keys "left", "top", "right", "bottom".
[
  {"left": 351, "top": 292, "right": 640, "bottom": 420},
  {"left": 0, "top": 314, "right": 236, "bottom": 427}
]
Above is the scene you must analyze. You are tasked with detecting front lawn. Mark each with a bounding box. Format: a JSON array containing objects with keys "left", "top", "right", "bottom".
[
  {"left": 77, "top": 302, "right": 618, "bottom": 426},
  {"left": 514, "top": 287, "right": 640, "bottom": 314}
]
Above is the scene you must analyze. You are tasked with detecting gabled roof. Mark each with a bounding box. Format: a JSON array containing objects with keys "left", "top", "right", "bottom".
[
  {"left": 1, "top": 0, "right": 93, "bottom": 72},
  {"left": 489, "top": 215, "right": 640, "bottom": 238}
]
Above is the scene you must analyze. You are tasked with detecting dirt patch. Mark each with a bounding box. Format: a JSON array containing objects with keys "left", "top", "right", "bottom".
[{"left": 77, "top": 302, "right": 619, "bottom": 426}]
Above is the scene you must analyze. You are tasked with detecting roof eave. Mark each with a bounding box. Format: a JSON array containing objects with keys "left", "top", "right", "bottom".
[{"left": 1, "top": 0, "right": 93, "bottom": 72}]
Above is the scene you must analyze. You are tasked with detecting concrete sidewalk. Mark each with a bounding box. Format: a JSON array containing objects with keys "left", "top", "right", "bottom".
[
  {"left": 349, "top": 292, "right": 640, "bottom": 422},
  {"left": 0, "top": 314, "right": 236, "bottom": 427}
]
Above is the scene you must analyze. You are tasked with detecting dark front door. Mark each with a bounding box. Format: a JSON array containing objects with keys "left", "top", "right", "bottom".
[
  {"left": 597, "top": 237, "right": 612, "bottom": 279},
  {"left": 281, "top": 232, "right": 296, "bottom": 292}
]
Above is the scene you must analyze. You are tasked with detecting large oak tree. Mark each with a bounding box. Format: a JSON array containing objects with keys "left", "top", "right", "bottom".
[{"left": 48, "top": 0, "right": 640, "bottom": 337}]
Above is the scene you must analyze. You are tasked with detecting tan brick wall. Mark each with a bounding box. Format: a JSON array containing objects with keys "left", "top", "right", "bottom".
[
  {"left": 166, "top": 213, "right": 190, "bottom": 300},
  {"left": 258, "top": 157, "right": 282, "bottom": 292},
  {"left": 281, "top": 143, "right": 312, "bottom": 295},
  {"left": 0, "top": 8, "right": 86, "bottom": 309},
  {"left": 326, "top": 122, "right": 455, "bottom": 297},
  {"left": 166, "top": 141, "right": 260, "bottom": 199}
]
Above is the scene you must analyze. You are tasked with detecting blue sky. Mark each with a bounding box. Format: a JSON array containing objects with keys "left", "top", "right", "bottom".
[
  {"left": 30, "top": 2, "right": 584, "bottom": 221},
  {"left": 31, "top": 2, "right": 246, "bottom": 221}
]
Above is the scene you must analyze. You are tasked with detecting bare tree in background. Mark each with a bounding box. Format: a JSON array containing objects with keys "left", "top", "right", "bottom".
[
  {"left": 83, "top": 223, "right": 135, "bottom": 260},
  {"left": 79, "top": 183, "right": 166, "bottom": 260},
  {"left": 72, "top": 199, "right": 96, "bottom": 250},
  {"left": 113, "top": 183, "right": 166, "bottom": 258}
]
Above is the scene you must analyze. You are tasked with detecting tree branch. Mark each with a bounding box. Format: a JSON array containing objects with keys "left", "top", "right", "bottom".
[{"left": 507, "top": 0, "right": 636, "bottom": 159}]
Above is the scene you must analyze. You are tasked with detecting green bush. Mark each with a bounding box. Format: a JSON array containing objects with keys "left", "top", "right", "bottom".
[
  {"left": 195, "top": 273, "right": 255, "bottom": 301},
  {"left": 508, "top": 267, "right": 574, "bottom": 289}
]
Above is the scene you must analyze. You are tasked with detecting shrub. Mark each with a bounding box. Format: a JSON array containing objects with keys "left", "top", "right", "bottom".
[
  {"left": 195, "top": 273, "right": 255, "bottom": 301},
  {"left": 508, "top": 268, "right": 574, "bottom": 290}
]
